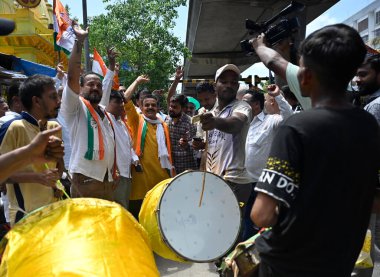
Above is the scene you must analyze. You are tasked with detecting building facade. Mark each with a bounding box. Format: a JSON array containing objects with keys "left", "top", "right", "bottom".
[
  {"left": 343, "top": 0, "right": 380, "bottom": 50},
  {"left": 0, "top": 0, "right": 67, "bottom": 67}
]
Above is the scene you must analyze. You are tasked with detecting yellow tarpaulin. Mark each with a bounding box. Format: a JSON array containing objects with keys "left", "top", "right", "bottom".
[{"left": 0, "top": 198, "right": 159, "bottom": 276}]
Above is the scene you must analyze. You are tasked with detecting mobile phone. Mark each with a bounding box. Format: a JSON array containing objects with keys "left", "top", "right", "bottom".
[{"left": 193, "top": 137, "right": 202, "bottom": 142}]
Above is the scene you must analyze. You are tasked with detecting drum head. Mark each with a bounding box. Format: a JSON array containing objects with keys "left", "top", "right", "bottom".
[{"left": 158, "top": 171, "right": 241, "bottom": 262}]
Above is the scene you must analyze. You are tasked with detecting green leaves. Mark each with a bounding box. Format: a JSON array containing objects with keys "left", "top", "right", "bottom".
[{"left": 89, "top": 0, "right": 189, "bottom": 92}]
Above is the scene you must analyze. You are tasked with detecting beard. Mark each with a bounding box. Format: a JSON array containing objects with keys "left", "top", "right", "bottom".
[
  {"left": 169, "top": 111, "right": 181, "bottom": 118},
  {"left": 84, "top": 93, "right": 102, "bottom": 104},
  {"left": 358, "top": 83, "right": 379, "bottom": 96},
  {"left": 218, "top": 88, "right": 236, "bottom": 103}
]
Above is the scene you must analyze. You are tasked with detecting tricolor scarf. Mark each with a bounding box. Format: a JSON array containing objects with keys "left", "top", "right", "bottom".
[
  {"left": 135, "top": 115, "right": 174, "bottom": 176},
  {"left": 80, "top": 96, "right": 105, "bottom": 160}
]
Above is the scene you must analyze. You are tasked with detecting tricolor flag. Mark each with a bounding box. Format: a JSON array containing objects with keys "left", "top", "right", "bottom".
[
  {"left": 92, "top": 48, "right": 120, "bottom": 90},
  {"left": 53, "top": 0, "right": 75, "bottom": 55},
  {"left": 92, "top": 48, "right": 107, "bottom": 77}
]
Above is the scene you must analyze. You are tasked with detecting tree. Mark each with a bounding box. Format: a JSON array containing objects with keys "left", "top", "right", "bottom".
[
  {"left": 372, "top": 37, "right": 380, "bottom": 50},
  {"left": 65, "top": 4, "right": 79, "bottom": 23},
  {"left": 89, "top": 0, "right": 190, "bottom": 92}
]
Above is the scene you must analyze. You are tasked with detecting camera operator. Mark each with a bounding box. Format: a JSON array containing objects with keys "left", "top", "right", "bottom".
[{"left": 250, "top": 33, "right": 311, "bottom": 110}]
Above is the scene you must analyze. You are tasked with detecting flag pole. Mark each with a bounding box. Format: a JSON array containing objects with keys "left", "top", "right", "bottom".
[{"left": 82, "top": 0, "right": 91, "bottom": 72}]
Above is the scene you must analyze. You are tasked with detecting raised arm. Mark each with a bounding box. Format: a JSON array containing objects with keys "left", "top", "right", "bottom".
[
  {"left": 123, "top": 75, "right": 150, "bottom": 102},
  {"left": 53, "top": 62, "right": 67, "bottom": 90},
  {"left": 67, "top": 24, "right": 88, "bottom": 94},
  {"left": 167, "top": 66, "right": 184, "bottom": 106},
  {"left": 268, "top": 84, "right": 293, "bottom": 120},
  {"left": 252, "top": 35, "right": 311, "bottom": 110},
  {"left": 250, "top": 34, "right": 289, "bottom": 80},
  {"left": 100, "top": 47, "right": 118, "bottom": 107}
]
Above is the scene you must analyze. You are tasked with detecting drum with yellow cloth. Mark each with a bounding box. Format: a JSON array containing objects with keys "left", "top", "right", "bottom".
[
  {"left": 139, "top": 170, "right": 241, "bottom": 263},
  {"left": 0, "top": 198, "right": 159, "bottom": 276}
]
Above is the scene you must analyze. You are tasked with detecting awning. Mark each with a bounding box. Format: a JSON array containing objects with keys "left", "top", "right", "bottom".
[{"left": 0, "top": 52, "right": 56, "bottom": 78}]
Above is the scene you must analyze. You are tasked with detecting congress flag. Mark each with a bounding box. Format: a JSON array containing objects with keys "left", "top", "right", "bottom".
[
  {"left": 53, "top": 0, "right": 75, "bottom": 55},
  {"left": 92, "top": 48, "right": 120, "bottom": 90}
]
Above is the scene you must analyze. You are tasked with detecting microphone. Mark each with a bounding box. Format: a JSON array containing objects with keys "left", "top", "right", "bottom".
[{"left": 0, "top": 18, "right": 16, "bottom": 36}]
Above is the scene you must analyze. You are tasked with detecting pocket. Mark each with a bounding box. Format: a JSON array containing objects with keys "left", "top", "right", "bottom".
[{"left": 248, "top": 129, "right": 267, "bottom": 147}]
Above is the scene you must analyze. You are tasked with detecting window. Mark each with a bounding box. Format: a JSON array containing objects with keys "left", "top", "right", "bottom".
[
  {"left": 376, "top": 11, "right": 380, "bottom": 25},
  {"left": 374, "top": 28, "right": 380, "bottom": 37},
  {"left": 361, "top": 35, "right": 369, "bottom": 42},
  {"left": 358, "top": 18, "right": 368, "bottom": 33}
]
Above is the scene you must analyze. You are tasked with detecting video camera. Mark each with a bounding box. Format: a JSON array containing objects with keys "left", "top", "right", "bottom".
[{"left": 240, "top": 1, "right": 305, "bottom": 55}]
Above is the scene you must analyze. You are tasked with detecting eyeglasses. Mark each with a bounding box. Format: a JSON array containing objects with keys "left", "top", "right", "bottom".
[{"left": 119, "top": 89, "right": 126, "bottom": 93}]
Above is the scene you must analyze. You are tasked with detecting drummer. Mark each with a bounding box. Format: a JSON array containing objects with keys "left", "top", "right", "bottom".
[
  {"left": 122, "top": 75, "right": 174, "bottom": 219},
  {"left": 200, "top": 64, "right": 253, "bottom": 239}
]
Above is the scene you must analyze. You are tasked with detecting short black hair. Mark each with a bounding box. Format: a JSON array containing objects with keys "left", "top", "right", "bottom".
[
  {"left": 136, "top": 88, "right": 151, "bottom": 101},
  {"left": 196, "top": 82, "right": 215, "bottom": 94},
  {"left": 6, "top": 81, "right": 21, "bottom": 108},
  {"left": 141, "top": 94, "right": 158, "bottom": 104},
  {"left": 244, "top": 91, "right": 264, "bottom": 110},
  {"left": 110, "top": 90, "right": 124, "bottom": 102},
  {"left": 80, "top": 72, "right": 101, "bottom": 87},
  {"left": 19, "top": 74, "right": 55, "bottom": 111},
  {"left": 299, "top": 24, "right": 366, "bottom": 92},
  {"left": 170, "top": 94, "right": 188, "bottom": 108},
  {"left": 362, "top": 53, "right": 380, "bottom": 73}
]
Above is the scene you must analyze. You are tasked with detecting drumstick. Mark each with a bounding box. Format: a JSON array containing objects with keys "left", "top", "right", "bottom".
[{"left": 198, "top": 130, "right": 208, "bottom": 207}]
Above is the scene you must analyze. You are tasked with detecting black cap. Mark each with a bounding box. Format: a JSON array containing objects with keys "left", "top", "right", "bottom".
[{"left": 0, "top": 18, "right": 15, "bottom": 36}]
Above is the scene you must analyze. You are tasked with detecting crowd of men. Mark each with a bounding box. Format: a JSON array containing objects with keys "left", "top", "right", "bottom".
[{"left": 0, "top": 22, "right": 380, "bottom": 277}]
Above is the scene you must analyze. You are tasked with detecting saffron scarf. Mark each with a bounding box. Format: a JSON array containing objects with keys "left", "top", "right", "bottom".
[{"left": 80, "top": 96, "right": 105, "bottom": 160}]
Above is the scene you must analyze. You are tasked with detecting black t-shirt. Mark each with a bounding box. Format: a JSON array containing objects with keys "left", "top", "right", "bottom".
[{"left": 254, "top": 106, "right": 380, "bottom": 277}]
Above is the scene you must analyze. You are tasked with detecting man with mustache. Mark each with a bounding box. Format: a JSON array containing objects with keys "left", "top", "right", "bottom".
[
  {"left": 0, "top": 74, "right": 63, "bottom": 226},
  {"left": 60, "top": 25, "right": 118, "bottom": 200},
  {"left": 122, "top": 75, "right": 173, "bottom": 218},
  {"left": 165, "top": 94, "right": 197, "bottom": 174},
  {"left": 200, "top": 64, "right": 253, "bottom": 240},
  {"left": 353, "top": 54, "right": 380, "bottom": 277}
]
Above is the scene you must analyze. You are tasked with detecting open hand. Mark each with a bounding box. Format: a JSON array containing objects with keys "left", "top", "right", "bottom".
[
  {"left": 175, "top": 66, "right": 184, "bottom": 81},
  {"left": 72, "top": 22, "right": 88, "bottom": 42},
  {"left": 107, "top": 46, "right": 119, "bottom": 70},
  {"left": 136, "top": 75, "right": 150, "bottom": 85}
]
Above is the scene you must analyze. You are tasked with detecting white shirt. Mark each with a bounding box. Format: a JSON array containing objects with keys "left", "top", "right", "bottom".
[
  {"left": 108, "top": 114, "right": 139, "bottom": 178},
  {"left": 0, "top": 111, "right": 20, "bottom": 128},
  {"left": 196, "top": 98, "right": 218, "bottom": 139},
  {"left": 56, "top": 112, "right": 71, "bottom": 170},
  {"left": 245, "top": 94, "right": 293, "bottom": 182},
  {"left": 61, "top": 70, "right": 116, "bottom": 182},
  {"left": 364, "top": 89, "right": 380, "bottom": 125}
]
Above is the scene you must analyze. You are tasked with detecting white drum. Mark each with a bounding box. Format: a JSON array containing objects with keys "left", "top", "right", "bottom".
[{"left": 157, "top": 171, "right": 241, "bottom": 262}]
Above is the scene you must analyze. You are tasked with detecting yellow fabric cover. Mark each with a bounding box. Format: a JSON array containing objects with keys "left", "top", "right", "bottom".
[
  {"left": 139, "top": 178, "right": 187, "bottom": 263},
  {"left": 0, "top": 198, "right": 159, "bottom": 277}
]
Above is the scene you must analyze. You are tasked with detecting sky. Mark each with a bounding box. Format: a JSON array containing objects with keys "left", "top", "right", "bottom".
[{"left": 50, "top": 0, "right": 376, "bottom": 81}]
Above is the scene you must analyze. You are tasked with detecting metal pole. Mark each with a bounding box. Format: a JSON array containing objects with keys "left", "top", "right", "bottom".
[{"left": 82, "top": 0, "right": 91, "bottom": 72}]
